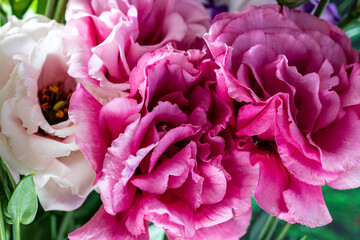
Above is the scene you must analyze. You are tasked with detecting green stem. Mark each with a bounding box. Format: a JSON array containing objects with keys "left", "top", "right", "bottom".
[
  {"left": 56, "top": 212, "right": 72, "bottom": 240},
  {"left": 314, "top": 0, "right": 329, "bottom": 18},
  {"left": 50, "top": 214, "right": 57, "bottom": 240},
  {"left": 12, "top": 221, "right": 20, "bottom": 240},
  {"left": 0, "top": 201, "right": 6, "bottom": 240},
  {"left": 338, "top": 0, "right": 354, "bottom": 14},
  {"left": 274, "top": 222, "right": 292, "bottom": 240},
  {"left": 259, "top": 215, "right": 279, "bottom": 240},
  {"left": 54, "top": 0, "right": 67, "bottom": 23},
  {"left": 45, "top": 0, "right": 56, "bottom": 19}
]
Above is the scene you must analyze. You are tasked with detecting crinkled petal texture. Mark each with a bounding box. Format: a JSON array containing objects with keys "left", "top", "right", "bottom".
[
  {"left": 205, "top": 4, "right": 360, "bottom": 227},
  {"left": 64, "top": 0, "right": 211, "bottom": 101},
  {"left": 69, "top": 49, "right": 258, "bottom": 239},
  {"left": 0, "top": 16, "right": 95, "bottom": 211}
]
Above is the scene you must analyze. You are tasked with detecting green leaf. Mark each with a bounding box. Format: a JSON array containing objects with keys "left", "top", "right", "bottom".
[
  {"left": 0, "top": 158, "right": 15, "bottom": 201},
  {"left": 7, "top": 175, "right": 38, "bottom": 225},
  {"left": 9, "top": 0, "right": 33, "bottom": 19},
  {"left": 35, "top": 0, "right": 46, "bottom": 14},
  {"left": 1, "top": 197, "right": 12, "bottom": 225}
]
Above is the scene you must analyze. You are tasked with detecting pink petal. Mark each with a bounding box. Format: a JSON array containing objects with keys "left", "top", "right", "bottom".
[
  {"left": 99, "top": 97, "right": 141, "bottom": 142},
  {"left": 251, "top": 150, "right": 332, "bottom": 227},
  {"left": 327, "top": 165, "right": 360, "bottom": 190},
  {"left": 68, "top": 205, "right": 148, "bottom": 240},
  {"left": 191, "top": 210, "right": 251, "bottom": 240},
  {"left": 131, "top": 143, "right": 195, "bottom": 194},
  {"left": 312, "top": 109, "right": 360, "bottom": 173},
  {"left": 126, "top": 195, "right": 195, "bottom": 238},
  {"left": 282, "top": 177, "right": 332, "bottom": 227},
  {"left": 68, "top": 84, "right": 106, "bottom": 181}
]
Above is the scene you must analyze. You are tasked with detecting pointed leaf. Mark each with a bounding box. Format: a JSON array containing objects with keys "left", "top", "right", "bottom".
[
  {"left": 9, "top": 0, "right": 33, "bottom": 19},
  {"left": 7, "top": 175, "right": 38, "bottom": 225}
]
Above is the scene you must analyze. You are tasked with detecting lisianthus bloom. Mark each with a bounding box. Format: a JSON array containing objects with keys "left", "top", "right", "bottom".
[
  {"left": 64, "top": 0, "right": 211, "bottom": 101},
  {"left": 0, "top": 16, "right": 95, "bottom": 211},
  {"left": 205, "top": 4, "right": 360, "bottom": 227},
  {"left": 69, "top": 49, "right": 258, "bottom": 239}
]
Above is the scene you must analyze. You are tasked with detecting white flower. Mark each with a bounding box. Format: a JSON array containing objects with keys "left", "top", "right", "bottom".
[{"left": 0, "top": 15, "right": 95, "bottom": 211}]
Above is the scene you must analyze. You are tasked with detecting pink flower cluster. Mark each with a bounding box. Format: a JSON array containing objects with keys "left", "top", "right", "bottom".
[{"left": 62, "top": 1, "right": 360, "bottom": 239}]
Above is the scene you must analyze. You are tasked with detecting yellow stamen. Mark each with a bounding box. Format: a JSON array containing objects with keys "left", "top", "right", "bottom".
[
  {"left": 49, "top": 84, "right": 60, "bottom": 94},
  {"left": 41, "top": 102, "right": 51, "bottom": 111},
  {"left": 55, "top": 110, "right": 64, "bottom": 119}
]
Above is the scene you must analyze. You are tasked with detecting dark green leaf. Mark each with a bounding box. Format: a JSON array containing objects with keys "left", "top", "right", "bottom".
[
  {"left": 277, "top": 0, "right": 310, "bottom": 8},
  {"left": 9, "top": 0, "right": 33, "bottom": 19},
  {"left": 7, "top": 175, "right": 38, "bottom": 225},
  {"left": 0, "top": 158, "right": 15, "bottom": 201},
  {"left": 1, "top": 197, "right": 12, "bottom": 225}
]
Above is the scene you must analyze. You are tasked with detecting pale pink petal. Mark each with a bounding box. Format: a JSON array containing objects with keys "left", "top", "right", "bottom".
[{"left": 327, "top": 165, "right": 360, "bottom": 190}]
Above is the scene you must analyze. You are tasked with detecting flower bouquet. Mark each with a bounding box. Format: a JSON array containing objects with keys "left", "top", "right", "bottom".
[{"left": 0, "top": 0, "right": 360, "bottom": 239}]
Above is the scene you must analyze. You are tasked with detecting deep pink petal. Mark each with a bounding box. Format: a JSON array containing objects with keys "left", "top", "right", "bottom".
[
  {"left": 68, "top": 205, "right": 148, "bottom": 240},
  {"left": 68, "top": 84, "right": 106, "bottom": 181},
  {"left": 131, "top": 143, "right": 194, "bottom": 194},
  {"left": 312, "top": 109, "right": 360, "bottom": 172}
]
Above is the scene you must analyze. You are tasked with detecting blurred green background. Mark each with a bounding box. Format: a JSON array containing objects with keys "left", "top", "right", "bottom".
[{"left": 242, "top": 186, "right": 360, "bottom": 240}]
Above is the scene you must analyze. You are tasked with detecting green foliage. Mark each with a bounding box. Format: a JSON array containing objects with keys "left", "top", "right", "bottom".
[
  {"left": 7, "top": 175, "right": 38, "bottom": 225},
  {"left": 20, "top": 191, "right": 102, "bottom": 240}
]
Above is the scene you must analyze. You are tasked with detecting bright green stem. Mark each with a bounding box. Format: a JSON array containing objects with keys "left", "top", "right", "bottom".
[
  {"left": 12, "top": 221, "right": 20, "bottom": 240},
  {"left": 274, "top": 222, "right": 292, "bottom": 240},
  {"left": 45, "top": 0, "right": 56, "bottom": 19},
  {"left": 314, "top": 0, "right": 329, "bottom": 18},
  {"left": 0, "top": 201, "right": 6, "bottom": 240},
  {"left": 54, "top": 0, "right": 67, "bottom": 23},
  {"left": 259, "top": 215, "right": 279, "bottom": 240}
]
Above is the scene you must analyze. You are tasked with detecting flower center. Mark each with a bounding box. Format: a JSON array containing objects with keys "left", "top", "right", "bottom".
[{"left": 38, "top": 82, "right": 73, "bottom": 125}]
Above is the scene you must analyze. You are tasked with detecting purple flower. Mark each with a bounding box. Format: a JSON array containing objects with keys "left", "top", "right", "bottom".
[
  {"left": 297, "top": 0, "right": 341, "bottom": 24},
  {"left": 202, "top": 0, "right": 228, "bottom": 19}
]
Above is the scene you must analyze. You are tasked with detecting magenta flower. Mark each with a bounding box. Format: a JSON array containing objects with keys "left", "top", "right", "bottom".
[
  {"left": 205, "top": 4, "right": 360, "bottom": 227},
  {"left": 68, "top": 49, "right": 258, "bottom": 239},
  {"left": 64, "top": 0, "right": 211, "bottom": 101}
]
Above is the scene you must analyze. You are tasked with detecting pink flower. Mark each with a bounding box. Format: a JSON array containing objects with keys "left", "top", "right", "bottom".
[
  {"left": 68, "top": 49, "right": 258, "bottom": 239},
  {"left": 205, "top": 4, "right": 360, "bottom": 227},
  {"left": 0, "top": 16, "right": 95, "bottom": 210},
  {"left": 64, "top": 0, "right": 211, "bottom": 101}
]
